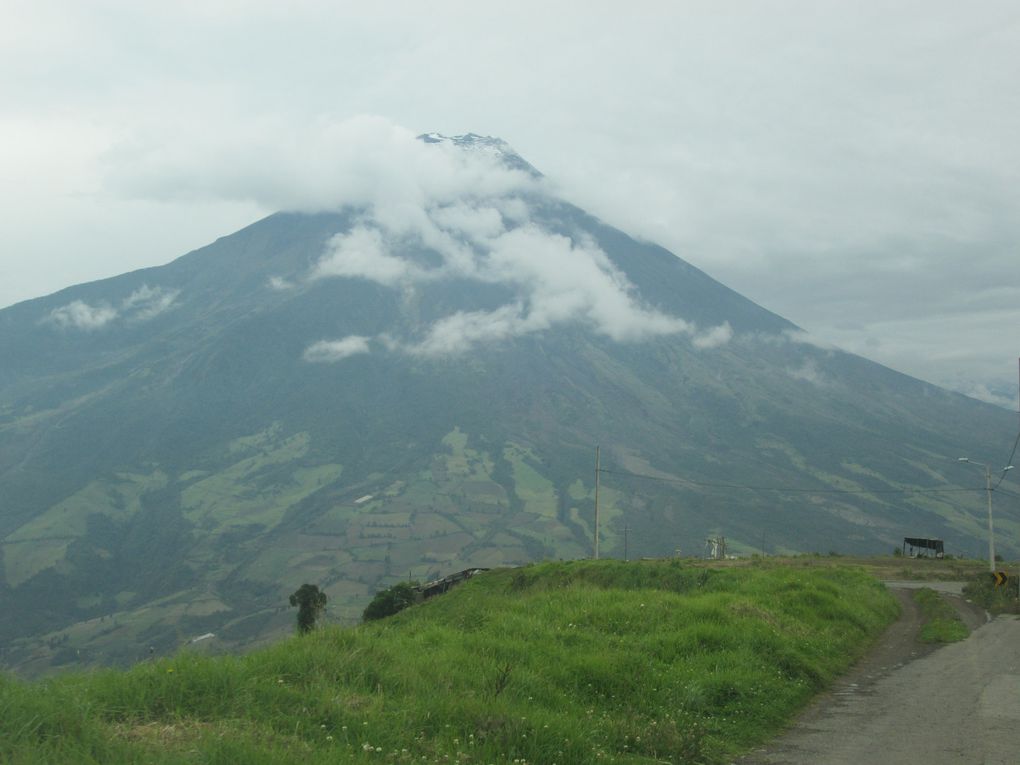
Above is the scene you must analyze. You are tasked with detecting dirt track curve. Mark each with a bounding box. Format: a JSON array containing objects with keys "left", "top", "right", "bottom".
[{"left": 736, "top": 583, "right": 1020, "bottom": 765}]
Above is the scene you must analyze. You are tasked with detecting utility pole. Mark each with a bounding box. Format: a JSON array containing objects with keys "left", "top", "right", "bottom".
[
  {"left": 623, "top": 524, "right": 629, "bottom": 562},
  {"left": 983, "top": 464, "right": 995, "bottom": 573},
  {"left": 594, "top": 445, "right": 601, "bottom": 560},
  {"left": 958, "top": 457, "right": 1006, "bottom": 573}
]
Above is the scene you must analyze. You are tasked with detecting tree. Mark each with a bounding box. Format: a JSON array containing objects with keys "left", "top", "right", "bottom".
[
  {"left": 362, "top": 581, "right": 419, "bottom": 622},
  {"left": 289, "top": 583, "right": 327, "bottom": 634}
]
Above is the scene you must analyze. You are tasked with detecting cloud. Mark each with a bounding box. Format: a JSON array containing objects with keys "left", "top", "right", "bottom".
[
  {"left": 46, "top": 300, "right": 118, "bottom": 330},
  {"left": 109, "top": 114, "right": 727, "bottom": 358},
  {"left": 303, "top": 335, "right": 372, "bottom": 363},
  {"left": 306, "top": 198, "right": 712, "bottom": 357},
  {"left": 45, "top": 284, "right": 178, "bottom": 330},
  {"left": 407, "top": 305, "right": 525, "bottom": 357},
  {"left": 953, "top": 382, "right": 1017, "bottom": 410},
  {"left": 477, "top": 226, "right": 690, "bottom": 343},
  {"left": 122, "top": 285, "right": 179, "bottom": 320},
  {"left": 787, "top": 309, "right": 1020, "bottom": 407},
  {"left": 428, "top": 201, "right": 507, "bottom": 240},
  {"left": 313, "top": 226, "right": 420, "bottom": 286},
  {"left": 3, "top": 3, "right": 1018, "bottom": 400},
  {"left": 692, "top": 322, "right": 733, "bottom": 350},
  {"left": 104, "top": 116, "right": 540, "bottom": 215},
  {"left": 268, "top": 276, "right": 295, "bottom": 290},
  {"left": 786, "top": 360, "right": 827, "bottom": 386}
]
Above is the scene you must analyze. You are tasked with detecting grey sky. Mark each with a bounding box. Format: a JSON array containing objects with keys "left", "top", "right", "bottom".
[{"left": 2, "top": 0, "right": 1018, "bottom": 406}]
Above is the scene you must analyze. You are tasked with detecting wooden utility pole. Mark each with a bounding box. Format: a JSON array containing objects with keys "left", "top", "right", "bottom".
[
  {"left": 623, "top": 524, "right": 630, "bottom": 562},
  {"left": 594, "top": 445, "right": 601, "bottom": 560}
]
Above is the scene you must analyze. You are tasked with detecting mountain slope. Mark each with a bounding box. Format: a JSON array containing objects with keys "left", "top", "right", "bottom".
[{"left": 0, "top": 134, "right": 1015, "bottom": 673}]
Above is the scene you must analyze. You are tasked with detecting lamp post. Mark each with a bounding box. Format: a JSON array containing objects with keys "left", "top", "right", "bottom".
[
  {"left": 594, "top": 445, "right": 600, "bottom": 560},
  {"left": 957, "top": 458, "right": 1014, "bottom": 572}
]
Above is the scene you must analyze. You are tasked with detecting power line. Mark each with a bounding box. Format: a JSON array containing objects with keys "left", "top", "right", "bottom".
[{"left": 597, "top": 466, "right": 987, "bottom": 496}]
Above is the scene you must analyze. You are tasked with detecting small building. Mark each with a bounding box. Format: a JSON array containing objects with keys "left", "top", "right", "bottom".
[{"left": 902, "top": 537, "right": 944, "bottom": 559}]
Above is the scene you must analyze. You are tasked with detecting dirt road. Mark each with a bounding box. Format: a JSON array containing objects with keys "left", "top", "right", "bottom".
[{"left": 737, "top": 585, "right": 1019, "bottom": 765}]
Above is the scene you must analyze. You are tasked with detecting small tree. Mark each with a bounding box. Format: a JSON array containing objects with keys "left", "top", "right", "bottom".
[
  {"left": 289, "top": 583, "right": 327, "bottom": 634},
  {"left": 362, "top": 581, "right": 419, "bottom": 622}
]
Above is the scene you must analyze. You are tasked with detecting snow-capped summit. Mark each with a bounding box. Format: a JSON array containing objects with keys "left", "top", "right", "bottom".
[{"left": 417, "top": 132, "right": 542, "bottom": 176}]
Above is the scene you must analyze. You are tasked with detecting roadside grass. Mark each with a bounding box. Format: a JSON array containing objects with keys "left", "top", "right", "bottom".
[
  {"left": 701, "top": 554, "right": 987, "bottom": 583},
  {"left": 912, "top": 589, "right": 969, "bottom": 643},
  {"left": 962, "top": 572, "right": 1020, "bottom": 615},
  {"left": 0, "top": 560, "right": 898, "bottom": 764}
]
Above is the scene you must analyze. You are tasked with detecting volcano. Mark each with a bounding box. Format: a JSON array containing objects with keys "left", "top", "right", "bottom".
[{"left": 0, "top": 133, "right": 1014, "bottom": 673}]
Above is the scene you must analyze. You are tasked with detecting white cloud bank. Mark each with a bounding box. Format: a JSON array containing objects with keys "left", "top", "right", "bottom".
[
  {"left": 104, "top": 115, "right": 728, "bottom": 358},
  {"left": 311, "top": 219, "right": 701, "bottom": 358},
  {"left": 286, "top": 127, "right": 732, "bottom": 360},
  {"left": 45, "top": 285, "right": 179, "bottom": 330},
  {"left": 105, "top": 117, "right": 538, "bottom": 217},
  {"left": 3, "top": 2, "right": 1017, "bottom": 400},
  {"left": 312, "top": 226, "right": 415, "bottom": 286}
]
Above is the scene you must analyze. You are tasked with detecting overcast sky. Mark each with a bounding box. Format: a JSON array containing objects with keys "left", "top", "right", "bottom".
[{"left": 2, "top": 0, "right": 1018, "bottom": 407}]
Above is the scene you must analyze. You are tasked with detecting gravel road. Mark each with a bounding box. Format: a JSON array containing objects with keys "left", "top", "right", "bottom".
[{"left": 737, "top": 584, "right": 1019, "bottom": 765}]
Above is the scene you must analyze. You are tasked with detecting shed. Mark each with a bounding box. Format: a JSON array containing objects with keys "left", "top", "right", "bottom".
[{"left": 902, "top": 537, "right": 944, "bottom": 558}]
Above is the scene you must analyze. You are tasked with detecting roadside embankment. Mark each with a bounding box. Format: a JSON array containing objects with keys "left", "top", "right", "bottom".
[{"left": 0, "top": 560, "right": 898, "bottom": 764}]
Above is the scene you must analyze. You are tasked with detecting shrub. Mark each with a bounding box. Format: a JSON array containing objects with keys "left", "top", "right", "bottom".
[
  {"left": 362, "top": 582, "right": 420, "bottom": 621},
  {"left": 289, "top": 584, "right": 327, "bottom": 634}
]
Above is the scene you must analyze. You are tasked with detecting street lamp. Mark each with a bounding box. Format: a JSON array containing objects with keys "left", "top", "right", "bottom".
[{"left": 958, "top": 457, "right": 1014, "bottom": 572}]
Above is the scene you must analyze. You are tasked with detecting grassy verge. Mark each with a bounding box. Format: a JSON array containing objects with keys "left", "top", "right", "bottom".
[
  {"left": 702, "top": 554, "right": 987, "bottom": 582},
  {"left": 962, "top": 572, "right": 1020, "bottom": 615},
  {"left": 912, "top": 589, "right": 968, "bottom": 643},
  {"left": 0, "top": 560, "right": 898, "bottom": 764}
]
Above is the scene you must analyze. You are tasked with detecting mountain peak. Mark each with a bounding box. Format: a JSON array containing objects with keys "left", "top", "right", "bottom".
[
  {"left": 417, "top": 131, "right": 506, "bottom": 149},
  {"left": 417, "top": 132, "right": 542, "bottom": 177}
]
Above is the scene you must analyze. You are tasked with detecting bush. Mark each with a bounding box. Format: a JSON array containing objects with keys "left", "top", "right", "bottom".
[{"left": 362, "top": 582, "right": 420, "bottom": 621}]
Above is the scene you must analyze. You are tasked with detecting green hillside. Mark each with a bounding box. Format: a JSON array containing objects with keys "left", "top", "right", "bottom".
[{"left": 0, "top": 560, "right": 898, "bottom": 764}]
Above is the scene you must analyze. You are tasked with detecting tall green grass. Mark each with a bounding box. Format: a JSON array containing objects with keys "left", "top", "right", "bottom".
[
  {"left": 912, "top": 588, "right": 968, "bottom": 643},
  {"left": 0, "top": 560, "right": 897, "bottom": 764}
]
